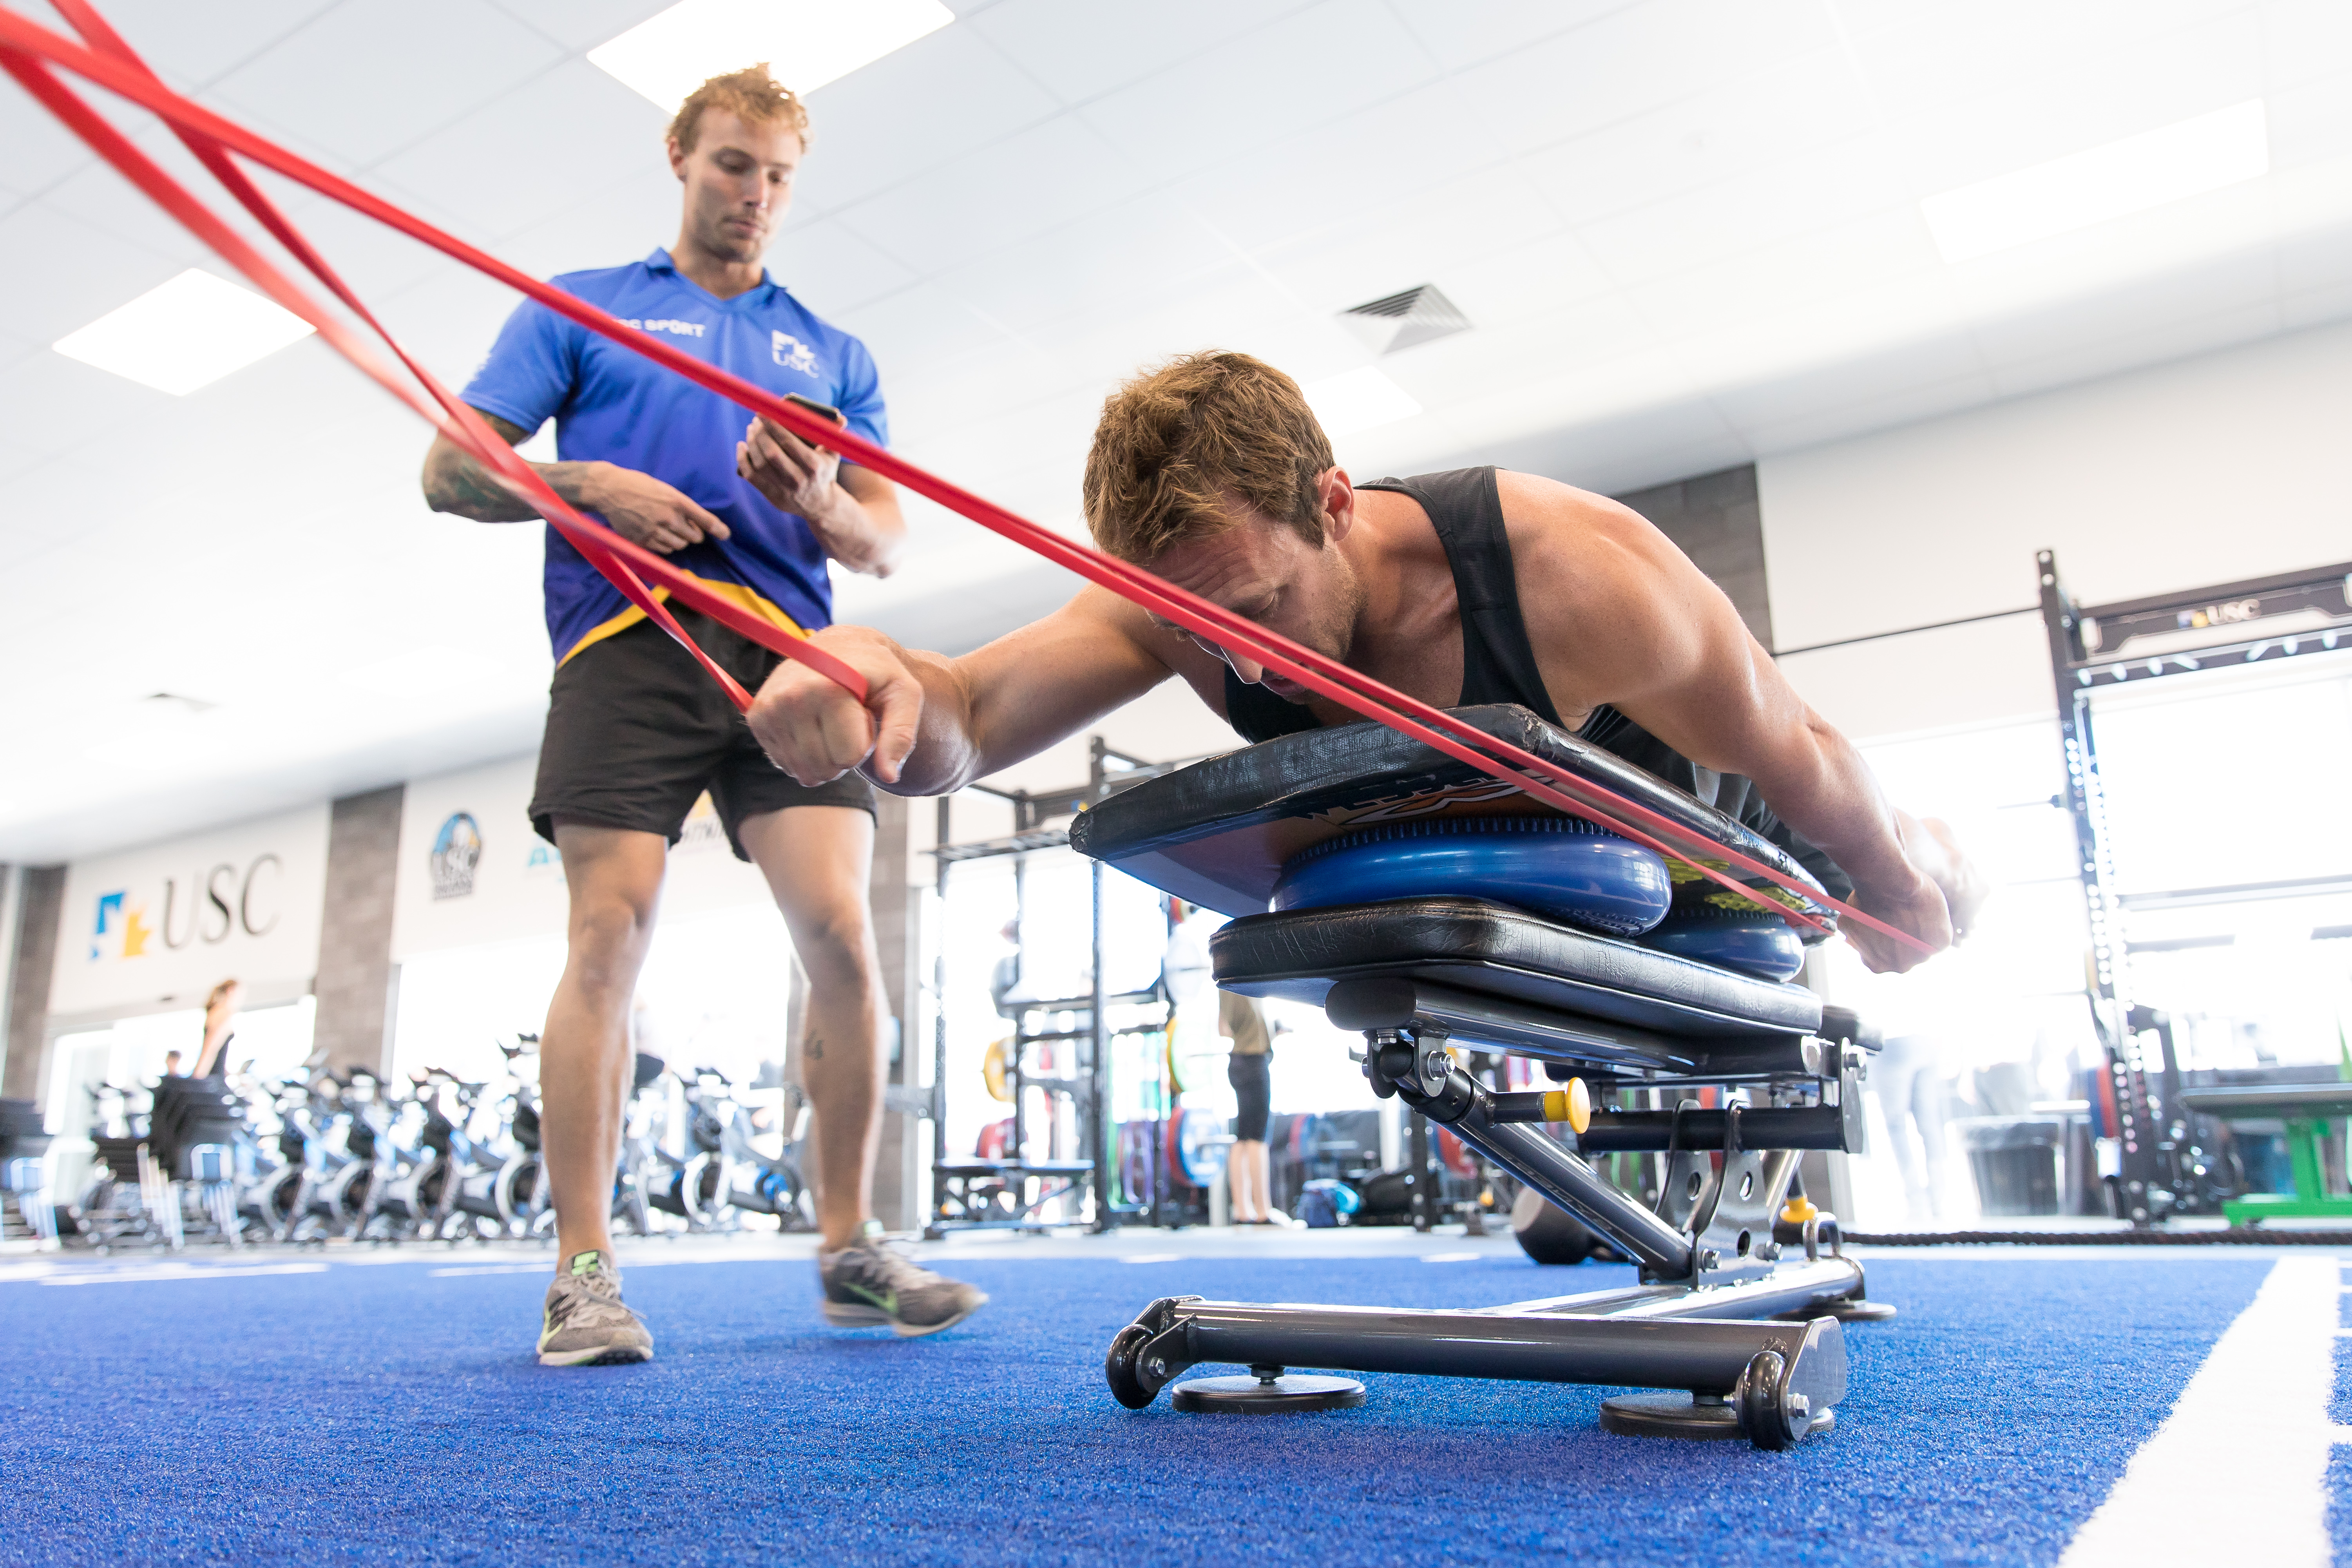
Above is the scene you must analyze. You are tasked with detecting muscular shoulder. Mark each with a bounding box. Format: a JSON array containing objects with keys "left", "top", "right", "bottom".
[
  {"left": 1491, "top": 469, "right": 1730, "bottom": 710},
  {"left": 1494, "top": 471, "right": 1693, "bottom": 616}
]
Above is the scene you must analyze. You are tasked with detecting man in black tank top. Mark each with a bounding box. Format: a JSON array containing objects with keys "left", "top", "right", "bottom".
[{"left": 747, "top": 353, "right": 1979, "bottom": 973}]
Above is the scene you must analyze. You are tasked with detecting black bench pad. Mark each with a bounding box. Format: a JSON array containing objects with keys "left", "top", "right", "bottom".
[
  {"left": 1070, "top": 704, "right": 1830, "bottom": 929},
  {"left": 1210, "top": 897, "right": 1823, "bottom": 1043}
]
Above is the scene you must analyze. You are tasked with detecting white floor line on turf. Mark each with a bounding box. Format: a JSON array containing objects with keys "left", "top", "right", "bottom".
[
  {"left": 39, "top": 1262, "right": 330, "bottom": 1286},
  {"left": 2056, "top": 1256, "right": 2343, "bottom": 1568}
]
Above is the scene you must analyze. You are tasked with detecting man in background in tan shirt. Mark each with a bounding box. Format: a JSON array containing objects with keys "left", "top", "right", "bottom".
[{"left": 1217, "top": 989, "right": 1278, "bottom": 1224}]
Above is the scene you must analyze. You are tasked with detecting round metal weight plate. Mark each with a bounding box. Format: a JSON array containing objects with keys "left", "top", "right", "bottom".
[
  {"left": 1170, "top": 1374, "right": 1366, "bottom": 1413},
  {"left": 1598, "top": 1393, "right": 1835, "bottom": 1441}
]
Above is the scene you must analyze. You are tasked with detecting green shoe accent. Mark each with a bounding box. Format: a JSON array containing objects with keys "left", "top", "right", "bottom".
[{"left": 568, "top": 1249, "right": 606, "bottom": 1279}]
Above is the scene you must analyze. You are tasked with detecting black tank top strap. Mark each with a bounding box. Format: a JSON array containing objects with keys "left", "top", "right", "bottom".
[{"left": 1356, "top": 468, "right": 1562, "bottom": 727}]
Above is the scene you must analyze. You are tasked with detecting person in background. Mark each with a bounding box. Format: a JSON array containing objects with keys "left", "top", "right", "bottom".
[
  {"left": 1217, "top": 988, "right": 1280, "bottom": 1224},
  {"left": 163, "top": 1050, "right": 183, "bottom": 1079},
  {"left": 193, "top": 979, "right": 241, "bottom": 1079}
]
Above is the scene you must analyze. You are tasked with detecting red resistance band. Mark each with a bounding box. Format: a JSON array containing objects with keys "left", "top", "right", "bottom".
[{"left": 0, "top": 2, "right": 1932, "bottom": 958}]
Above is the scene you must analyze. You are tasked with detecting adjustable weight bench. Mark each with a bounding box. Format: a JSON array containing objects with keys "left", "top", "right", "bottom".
[{"left": 1070, "top": 704, "right": 1890, "bottom": 1450}]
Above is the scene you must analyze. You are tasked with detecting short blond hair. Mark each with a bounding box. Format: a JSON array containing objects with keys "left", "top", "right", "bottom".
[
  {"left": 1082, "top": 352, "right": 1335, "bottom": 563},
  {"left": 666, "top": 63, "right": 810, "bottom": 156}
]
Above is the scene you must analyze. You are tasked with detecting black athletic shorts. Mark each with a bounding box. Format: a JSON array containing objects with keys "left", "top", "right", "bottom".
[
  {"left": 1228, "top": 1052, "right": 1271, "bottom": 1143},
  {"left": 529, "top": 607, "right": 874, "bottom": 862}
]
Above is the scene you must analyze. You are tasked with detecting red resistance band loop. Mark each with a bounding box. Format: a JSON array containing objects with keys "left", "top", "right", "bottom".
[{"left": 0, "top": 2, "right": 1932, "bottom": 958}]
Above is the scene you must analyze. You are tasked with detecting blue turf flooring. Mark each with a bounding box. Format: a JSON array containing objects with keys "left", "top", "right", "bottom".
[{"left": 0, "top": 1251, "right": 2281, "bottom": 1565}]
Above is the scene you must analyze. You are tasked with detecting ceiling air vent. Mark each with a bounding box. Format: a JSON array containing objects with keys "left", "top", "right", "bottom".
[{"left": 1338, "top": 284, "right": 1471, "bottom": 354}]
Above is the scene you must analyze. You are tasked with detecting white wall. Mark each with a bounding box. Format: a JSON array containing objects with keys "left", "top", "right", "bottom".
[{"left": 1762, "top": 318, "right": 2352, "bottom": 740}]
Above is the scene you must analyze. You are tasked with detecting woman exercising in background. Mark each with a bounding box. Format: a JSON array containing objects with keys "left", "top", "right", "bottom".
[
  {"left": 193, "top": 978, "right": 241, "bottom": 1080},
  {"left": 1218, "top": 989, "right": 1279, "bottom": 1224}
]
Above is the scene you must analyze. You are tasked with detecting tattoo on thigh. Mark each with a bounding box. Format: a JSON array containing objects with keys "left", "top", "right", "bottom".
[{"left": 806, "top": 1035, "right": 824, "bottom": 1061}]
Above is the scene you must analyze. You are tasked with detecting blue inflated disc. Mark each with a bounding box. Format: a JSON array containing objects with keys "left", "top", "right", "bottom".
[
  {"left": 1271, "top": 816, "right": 1672, "bottom": 936},
  {"left": 1638, "top": 903, "right": 1805, "bottom": 982}
]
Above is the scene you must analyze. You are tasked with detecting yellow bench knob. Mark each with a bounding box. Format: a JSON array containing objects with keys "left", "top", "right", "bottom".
[
  {"left": 1541, "top": 1078, "right": 1593, "bottom": 1135},
  {"left": 1781, "top": 1195, "right": 1818, "bottom": 1224}
]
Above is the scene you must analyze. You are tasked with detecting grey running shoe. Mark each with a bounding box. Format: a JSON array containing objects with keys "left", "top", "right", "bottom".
[
  {"left": 819, "top": 1235, "right": 987, "bottom": 1336},
  {"left": 538, "top": 1250, "right": 654, "bottom": 1367}
]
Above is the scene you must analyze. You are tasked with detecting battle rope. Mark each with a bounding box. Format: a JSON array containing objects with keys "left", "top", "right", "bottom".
[{"left": 0, "top": 2, "right": 1935, "bottom": 956}]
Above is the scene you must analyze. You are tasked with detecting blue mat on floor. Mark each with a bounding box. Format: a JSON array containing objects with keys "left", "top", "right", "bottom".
[{"left": 0, "top": 1251, "right": 2275, "bottom": 1566}]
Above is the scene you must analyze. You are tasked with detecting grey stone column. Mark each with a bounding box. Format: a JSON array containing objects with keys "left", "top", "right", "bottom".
[
  {"left": 867, "top": 792, "right": 924, "bottom": 1231},
  {"left": 311, "top": 785, "right": 404, "bottom": 1078},
  {"left": 1615, "top": 465, "right": 1775, "bottom": 650},
  {"left": 3, "top": 865, "right": 65, "bottom": 1106}
]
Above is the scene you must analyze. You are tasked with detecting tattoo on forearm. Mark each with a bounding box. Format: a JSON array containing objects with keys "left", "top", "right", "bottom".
[
  {"left": 806, "top": 1035, "right": 825, "bottom": 1061},
  {"left": 423, "top": 409, "right": 547, "bottom": 521}
]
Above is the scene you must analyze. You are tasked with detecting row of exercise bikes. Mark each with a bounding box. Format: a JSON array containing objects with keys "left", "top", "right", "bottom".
[{"left": 43, "top": 1037, "right": 815, "bottom": 1252}]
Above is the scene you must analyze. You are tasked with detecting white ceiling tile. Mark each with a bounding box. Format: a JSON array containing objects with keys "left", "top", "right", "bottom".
[
  {"left": 1449, "top": 0, "right": 1841, "bottom": 158},
  {"left": 2260, "top": 0, "right": 2352, "bottom": 92},
  {"left": 791, "top": 22, "right": 1062, "bottom": 207},
  {"left": 368, "top": 259, "right": 541, "bottom": 389},
  {"left": 371, "top": 61, "right": 670, "bottom": 242},
  {"left": 831, "top": 280, "right": 1033, "bottom": 391},
  {"left": 770, "top": 216, "right": 921, "bottom": 315},
  {"left": 0, "top": 199, "right": 185, "bottom": 346},
  {"left": 1875, "top": 11, "right": 2267, "bottom": 195},
  {"left": 1972, "top": 247, "right": 2282, "bottom": 366},
  {"left": 2267, "top": 71, "right": 2352, "bottom": 172},
  {"left": 1575, "top": 136, "right": 1915, "bottom": 287},
  {"left": 832, "top": 114, "right": 1149, "bottom": 273},
  {"left": 1386, "top": 0, "right": 1641, "bottom": 74},
  {"left": 1165, "top": 76, "right": 1512, "bottom": 264},
  {"left": 925, "top": 194, "right": 1244, "bottom": 338},
  {"left": 1517, "top": 46, "right": 1872, "bottom": 227},
  {"left": 492, "top": 169, "right": 682, "bottom": 283},
  {"left": 966, "top": 0, "right": 1308, "bottom": 105},
  {"left": 1377, "top": 293, "right": 1659, "bottom": 410},
  {"left": 1075, "top": 1, "right": 1443, "bottom": 183},
  {"left": 1709, "top": 328, "right": 1988, "bottom": 433},
  {"left": 1434, "top": 232, "right": 1621, "bottom": 328},
  {"left": 488, "top": 0, "right": 672, "bottom": 53},
  {"left": 1986, "top": 299, "right": 2285, "bottom": 401},
  {"left": 56, "top": 0, "right": 345, "bottom": 87},
  {"left": 1620, "top": 207, "right": 1947, "bottom": 344},
  {"left": 1249, "top": 165, "right": 1567, "bottom": 315},
  {"left": 208, "top": 0, "right": 565, "bottom": 168},
  {"left": 1739, "top": 368, "right": 2005, "bottom": 460}
]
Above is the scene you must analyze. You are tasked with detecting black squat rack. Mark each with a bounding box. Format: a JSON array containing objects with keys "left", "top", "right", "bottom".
[
  {"left": 2037, "top": 549, "right": 2352, "bottom": 1224},
  {"left": 923, "top": 737, "right": 1195, "bottom": 1236}
]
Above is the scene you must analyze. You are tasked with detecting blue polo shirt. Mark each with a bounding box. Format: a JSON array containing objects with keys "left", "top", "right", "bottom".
[{"left": 461, "top": 248, "right": 888, "bottom": 664}]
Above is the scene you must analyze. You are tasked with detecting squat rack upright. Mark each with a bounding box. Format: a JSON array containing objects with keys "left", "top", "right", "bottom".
[
  {"left": 2037, "top": 548, "right": 2352, "bottom": 1224},
  {"left": 923, "top": 737, "right": 1194, "bottom": 1236}
]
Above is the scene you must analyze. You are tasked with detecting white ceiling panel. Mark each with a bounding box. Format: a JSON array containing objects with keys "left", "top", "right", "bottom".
[
  {"left": 1452, "top": 0, "right": 1839, "bottom": 158},
  {"left": 764, "top": 215, "right": 922, "bottom": 317},
  {"left": 487, "top": 0, "right": 670, "bottom": 54},
  {"left": 833, "top": 114, "right": 1147, "bottom": 273},
  {"left": 1736, "top": 366, "right": 1999, "bottom": 462},
  {"left": 923, "top": 195, "right": 1244, "bottom": 340},
  {"left": 47, "top": 0, "right": 346, "bottom": 89},
  {"left": 0, "top": 200, "right": 183, "bottom": 354},
  {"left": 2267, "top": 69, "right": 2352, "bottom": 169},
  {"left": 371, "top": 61, "right": 669, "bottom": 242},
  {"left": 1074, "top": 1, "right": 1440, "bottom": 184},
  {"left": 1516, "top": 47, "right": 1871, "bottom": 229},
  {"left": 963, "top": 0, "right": 1306, "bottom": 106},
  {"left": 791, "top": 22, "right": 1061, "bottom": 206},
  {"left": 1386, "top": 0, "right": 1641, "bottom": 76},
  {"left": 208, "top": 0, "right": 565, "bottom": 168},
  {"left": 1987, "top": 299, "right": 2287, "bottom": 404}
]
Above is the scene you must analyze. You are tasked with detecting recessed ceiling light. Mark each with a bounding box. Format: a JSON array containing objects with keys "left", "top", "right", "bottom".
[
  {"left": 53, "top": 269, "right": 315, "bottom": 396},
  {"left": 1920, "top": 100, "right": 2269, "bottom": 264},
  {"left": 589, "top": 0, "right": 954, "bottom": 112},
  {"left": 1303, "top": 366, "right": 1423, "bottom": 439}
]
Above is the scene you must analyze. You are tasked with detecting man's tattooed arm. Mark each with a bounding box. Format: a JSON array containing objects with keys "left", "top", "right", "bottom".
[{"left": 419, "top": 408, "right": 610, "bottom": 522}]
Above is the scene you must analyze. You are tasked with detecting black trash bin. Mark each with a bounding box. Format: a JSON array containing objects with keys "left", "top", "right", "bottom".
[{"left": 1956, "top": 1116, "right": 2063, "bottom": 1217}]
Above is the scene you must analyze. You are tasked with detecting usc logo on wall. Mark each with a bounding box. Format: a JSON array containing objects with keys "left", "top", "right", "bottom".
[{"left": 88, "top": 855, "right": 285, "bottom": 963}]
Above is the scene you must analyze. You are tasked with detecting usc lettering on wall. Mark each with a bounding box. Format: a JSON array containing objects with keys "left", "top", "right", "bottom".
[{"left": 52, "top": 805, "right": 330, "bottom": 1017}]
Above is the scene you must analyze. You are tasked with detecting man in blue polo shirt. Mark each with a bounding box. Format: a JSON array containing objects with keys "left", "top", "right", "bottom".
[{"left": 422, "top": 65, "right": 983, "bottom": 1365}]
